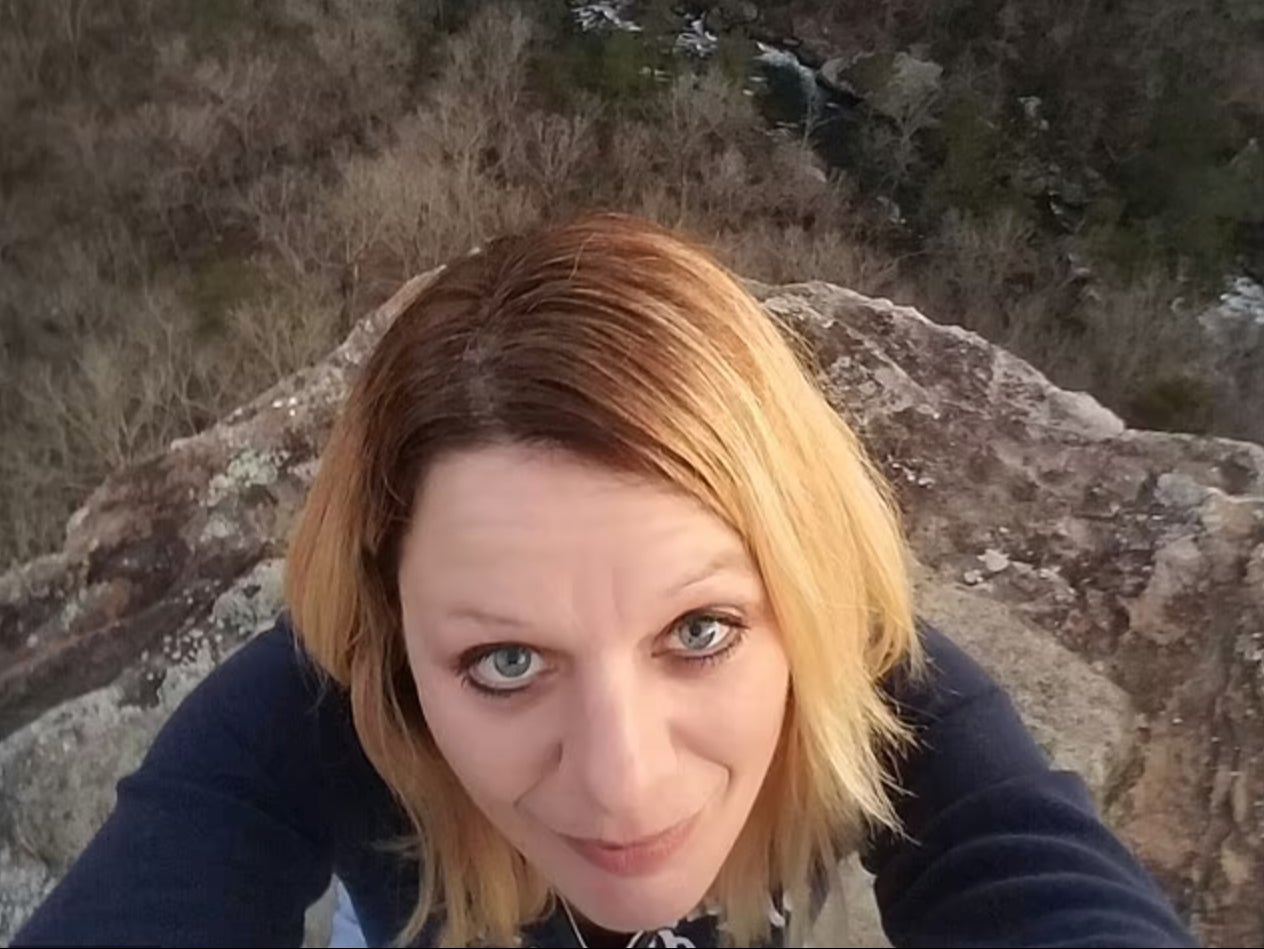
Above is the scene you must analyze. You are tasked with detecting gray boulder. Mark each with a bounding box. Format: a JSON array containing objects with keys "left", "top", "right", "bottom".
[{"left": 3, "top": 273, "right": 1261, "bottom": 946}]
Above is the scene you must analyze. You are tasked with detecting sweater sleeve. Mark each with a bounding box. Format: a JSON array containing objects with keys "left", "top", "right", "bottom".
[
  {"left": 863, "top": 624, "right": 1197, "bottom": 948},
  {"left": 12, "top": 620, "right": 335, "bottom": 947}
]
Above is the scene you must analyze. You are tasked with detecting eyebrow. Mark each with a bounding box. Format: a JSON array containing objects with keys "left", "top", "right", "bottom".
[
  {"left": 439, "top": 548, "right": 754, "bottom": 632},
  {"left": 669, "top": 548, "right": 753, "bottom": 594}
]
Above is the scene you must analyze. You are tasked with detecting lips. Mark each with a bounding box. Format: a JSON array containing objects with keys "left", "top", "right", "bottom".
[{"left": 562, "top": 813, "right": 700, "bottom": 877}]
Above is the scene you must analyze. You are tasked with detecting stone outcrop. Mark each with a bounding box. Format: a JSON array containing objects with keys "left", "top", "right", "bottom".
[{"left": 2, "top": 274, "right": 1260, "bottom": 946}]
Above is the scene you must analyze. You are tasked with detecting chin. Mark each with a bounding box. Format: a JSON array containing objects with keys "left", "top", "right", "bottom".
[
  {"left": 549, "top": 829, "right": 727, "bottom": 934},
  {"left": 567, "top": 873, "right": 712, "bottom": 933},
  {"left": 526, "top": 795, "right": 748, "bottom": 933}
]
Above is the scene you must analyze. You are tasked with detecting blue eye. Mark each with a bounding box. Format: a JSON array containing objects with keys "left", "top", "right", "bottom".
[
  {"left": 668, "top": 612, "right": 745, "bottom": 659},
  {"left": 466, "top": 645, "right": 543, "bottom": 693}
]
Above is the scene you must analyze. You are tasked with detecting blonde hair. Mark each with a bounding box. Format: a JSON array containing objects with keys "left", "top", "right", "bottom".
[{"left": 285, "top": 213, "right": 919, "bottom": 947}]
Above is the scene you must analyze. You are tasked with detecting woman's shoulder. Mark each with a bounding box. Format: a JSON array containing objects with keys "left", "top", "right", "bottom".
[
  {"left": 878, "top": 621, "right": 1056, "bottom": 821},
  {"left": 123, "top": 613, "right": 370, "bottom": 821},
  {"left": 152, "top": 614, "right": 342, "bottom": 751},
  {"left": 203, "top": 612, "right": 324, "bottom": 699},
  {"left": 11, "top": 614, "right": 378, "bottom": 945},
  {"left": 866, "top": 622, "right": 1197, "bottom": 947},
  {"left": 887, "top": 621, "right": 1011, "bottom": 723},
  {"left": 156, "top": 614, "right": 401, "bottom": 802}
]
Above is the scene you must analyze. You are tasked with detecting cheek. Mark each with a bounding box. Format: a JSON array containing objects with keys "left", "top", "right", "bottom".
[
  {"left": 411, "top": 669, "right": 553, "bottom": 804},
  {"left": 682, "top": 634, "right": 790, "bottom": 772},
  {"left": 737, "top": 641, "right": 791, "bottom": 760}
]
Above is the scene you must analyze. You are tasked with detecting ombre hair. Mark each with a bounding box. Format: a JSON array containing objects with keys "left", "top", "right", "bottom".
[{"left": 285, "top": 213, "right": 919, "bottom": 947}]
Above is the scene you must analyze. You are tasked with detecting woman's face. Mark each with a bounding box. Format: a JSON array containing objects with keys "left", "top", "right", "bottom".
[{"left": 398, "top": 444, "right": 790, "bottom": 933}]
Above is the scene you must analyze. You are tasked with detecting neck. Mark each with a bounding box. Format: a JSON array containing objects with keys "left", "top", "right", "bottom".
[{"left": 561, "top": 899, "right": 639, "bottom": 948}]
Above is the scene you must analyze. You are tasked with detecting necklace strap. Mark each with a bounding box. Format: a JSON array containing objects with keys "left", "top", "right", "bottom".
[{"left": 559, "top": 897, "right": 646, "bottom": 948}]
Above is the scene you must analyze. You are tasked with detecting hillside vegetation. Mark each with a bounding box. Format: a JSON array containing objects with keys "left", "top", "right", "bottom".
[{"left": 2, "top": 0, "right": 1260, "bottom": 567}]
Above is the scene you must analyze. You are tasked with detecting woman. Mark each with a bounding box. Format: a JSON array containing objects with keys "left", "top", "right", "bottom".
[{"left": 15, "top": 214, "right": 1193, "bottom": 948}]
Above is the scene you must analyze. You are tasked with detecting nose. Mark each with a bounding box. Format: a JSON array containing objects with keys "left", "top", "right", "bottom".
[{"left": 561, "top": 658, "right": 677, "bottom": 830}]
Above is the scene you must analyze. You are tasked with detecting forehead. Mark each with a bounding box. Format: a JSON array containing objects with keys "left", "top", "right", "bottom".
[{"left": 398, "top": 444, "right": 753, "bottom": 600}]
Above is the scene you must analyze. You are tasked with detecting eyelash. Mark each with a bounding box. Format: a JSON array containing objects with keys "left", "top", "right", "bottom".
[
  {"left": 457, "top": 646, "right": 537, "bottom": 700},
  {"left": 668, "top": 612, "right": 748, "bottom": 671},
  {"left": 457, "top": 611, "right": 749, "bottom": 700}
]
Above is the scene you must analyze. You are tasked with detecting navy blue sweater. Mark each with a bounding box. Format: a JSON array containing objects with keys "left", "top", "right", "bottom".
[{"left": 13, "top": 618, "right": 1195, "bottom": 947}]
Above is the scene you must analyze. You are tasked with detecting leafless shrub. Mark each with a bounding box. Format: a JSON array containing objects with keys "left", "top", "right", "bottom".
[
  {"left": 717, "top": 221, "right": 901, "bottom": 294},
  {"left": 4, "top": 0, "right": 1258, "bottom": 568},
  {"left": 921, "top": 208, "right": 1044, "bottom": 338}
]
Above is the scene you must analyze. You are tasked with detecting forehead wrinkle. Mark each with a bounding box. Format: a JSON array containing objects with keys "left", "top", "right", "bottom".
[
  {"left": 402, "top": 444, "right": 757, "bottom": 651},
  {"left": 430, "top": 533, "right": 753, "bottom": 658}
]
